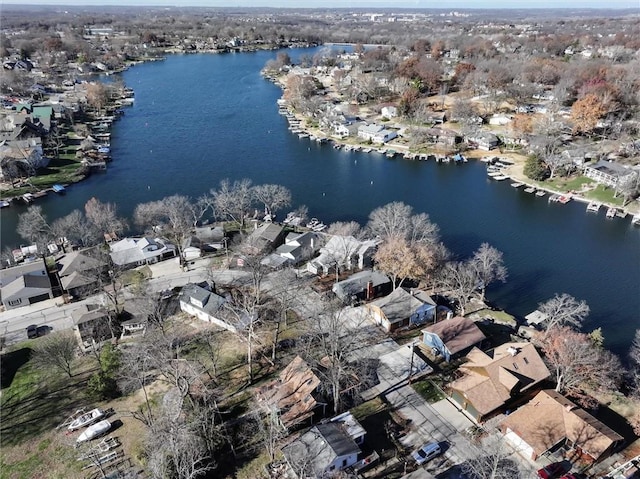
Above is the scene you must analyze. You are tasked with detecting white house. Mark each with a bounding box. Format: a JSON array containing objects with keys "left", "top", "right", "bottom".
[
  {"left": 282, "top": 416, "right": 364, "bottom": 477},
  {"left": 381, "top": 105, "right": 397, "bottom": 118},
  {"left": 583, "top": 159, "right": 634, "bottom": 188},
  {"left": 109, "top": 237, "right": 176, "bottom": 268},
  {"left": 179, "top": 283, "right": 232, "bottom": 331},
  {"left": 357, "top": 123, "right": 397, "bottom": 144},
  {"left": 307, "top": 235, "right": 380, "bottom": 275}
]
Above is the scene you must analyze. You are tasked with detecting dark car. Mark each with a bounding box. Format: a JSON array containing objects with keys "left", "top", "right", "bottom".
[
  {"left": 559, "top": 475, "right": 579, "bottom": 479},
  {"left": 26, "top": 325, "right": 38, "bottom": 339},
  {"left": 537, "top": 462, "right": 570, "bottom": 479}
]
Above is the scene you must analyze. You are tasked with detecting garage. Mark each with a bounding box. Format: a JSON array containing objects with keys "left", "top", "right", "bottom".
[{"left": 504, "top": 428, "right": 535, "bottom": 460}]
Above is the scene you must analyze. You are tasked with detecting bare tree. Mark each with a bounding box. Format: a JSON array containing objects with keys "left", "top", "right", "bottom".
[
  {"left": 538, "top": 293, "right": 590, "bottom": 331},
  {"left": 439, "top": 260, "right": 478, "bottom": 316},
  {"left": 264, "top": 267, "right": 299, "bottom": 362},
  {"left": 628, "top": 329, "right": 640, "bottom": 399},
  {"left": 30, "top": 331, "right": 77, "bottom": 377},
  {"left": 252, "top": 184, "right": 292, "bottom": 218},
  {"left": 84, "top": 197, "right": 127, "bottom": 240},
  {"left": 134, "top": 194, "right": 197, "bottom": 268},
  {"left": 16, "top": 205, "right": 52, "bottom": 251},
  {"left": 303, "top": 301, "right": 372, "bottom": 415},
  {"left": 146, "top": 410, "right": 212, "bottom": 479},
  {"left": 210, "top": 178, "right": 254, "bottom": 229},
  {"left": 470, "top": 243, "right": 507, "bottom": 302},
  {"left": 367, "top": 201, "right": 438, "bottom": 244},
  {"left": 539, "top": 326, "right": 622, "bottom": 398},
  {"left": 461, "top": 434, "right": 534, "bottom": 479},
  {"left": 223, "top": 287, "right": 260, "bottom": 384},
  {"left": 51, "top": 209, "right": 96, "bottom": 248},
  {"left": 252, "top": 399, "right": 286, "bottom": 463}
]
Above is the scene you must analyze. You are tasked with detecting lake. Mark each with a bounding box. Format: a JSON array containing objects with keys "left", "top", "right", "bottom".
[{"left": 1, "top": 49, "right": 639, "bottom": 357}]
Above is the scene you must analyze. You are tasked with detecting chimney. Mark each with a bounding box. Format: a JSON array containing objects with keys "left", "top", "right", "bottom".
[
  {"left": 446, "top": 311, "right": 453, "bottom": 320},
  {"left": 366, "top": 281, "right": 374, "bottom": 300}
]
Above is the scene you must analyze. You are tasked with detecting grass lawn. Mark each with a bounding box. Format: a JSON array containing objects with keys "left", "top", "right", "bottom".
[
  {"left": 583, "top": 184, "right": 623, "bottom": 205},
  {"left": 411, "top": 379, "right": 445, "bottom": 403},
  {"left": 541, "top": 175, "right": 594, "bottom": 192},
  {"left": 0, "top": 348, "right": 96, "bottom": 479},
  {"left": 474, "top": 308, "right": 517, "bottom": 328}
]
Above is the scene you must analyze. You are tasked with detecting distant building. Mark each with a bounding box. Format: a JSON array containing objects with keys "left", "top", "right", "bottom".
[{"left": 583, "top": 159, "right": 633, "bottom": 188}]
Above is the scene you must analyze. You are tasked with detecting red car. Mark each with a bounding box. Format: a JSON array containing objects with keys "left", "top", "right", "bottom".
[{"left": 537, "top": 462, "right": 570, "bottom": 479}]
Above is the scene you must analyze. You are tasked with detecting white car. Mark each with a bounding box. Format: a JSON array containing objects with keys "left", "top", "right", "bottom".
[{"left": 411, "top": 442, "right": 441, "bottom": 465}]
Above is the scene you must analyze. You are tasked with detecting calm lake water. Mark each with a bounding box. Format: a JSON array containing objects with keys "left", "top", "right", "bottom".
[{"left": 2, "top": 49, "right": 639, "bottom": 356}]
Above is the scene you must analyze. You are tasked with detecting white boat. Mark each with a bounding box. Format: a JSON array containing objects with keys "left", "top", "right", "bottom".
[
  {"left": 586, "top": 201, "right": 601, "bottom": 213},
  {"left": 535, "top": 190, "right": 546, "bottom": 197},
  {"left": 492, "top": 175, "right": 508, "bottom": 181},
  {"left": 76, "top": 420, "right": 111, "bottom": 444},
  {"left": 631, "top": 214, "right": 640, "bottom": 226},
  {"left": 606, "top": 207, "right": 616, "bottom": 219},
  {"left": 68, "top": 408, "right": 104, "bottom": 431},
  {"left": 524, "top": 187, "right": 536, "bottom": 193}
]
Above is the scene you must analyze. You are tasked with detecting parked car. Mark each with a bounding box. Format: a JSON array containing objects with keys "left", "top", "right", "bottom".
[
  {"left": 26, "top": 325, "right": 38, "bottom": 339},
  {"left": 411, "top": 442, "right": 441, "bottom": 465},
  {"left": 537, "top": 462, "right": 570, "bottom": 479},
  {"left": 559, "top": 475, "right": 579, "bottom": 479}
]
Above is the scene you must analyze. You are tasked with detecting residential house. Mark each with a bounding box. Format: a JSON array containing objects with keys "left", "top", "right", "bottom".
[
  {"left": 245, "top": 222, "right": 286, "bottom": 254},
  {"left": 307, "top": 235, "right": 380, "bottom": 275},
  {"left": 381, "top": 105, "right": 398, "bottom": 118},
  {"left": 282, "top": 419, "right": 363, "bottom": 478},
  {"left": 422, "top": 316, "right": 487, "bottom": 362},
  {"left": 501, "top": 390, "right": 623, "bottom": 463},
  {"left": 423, "top": 111, "right": 447, "bottom": 125},
  {"left": 109, "top": 237, "right": 176, "bottom": 268},
  {"left": 467, "top": 132, "right": 499, "bottom": 151},
  {"left": 332, "top": 270, "right": 392, "bottom": 303},
  {"left": 179, "top": 282, "right": 231, "bottom": 331},
  {"left": 488, "top": 114, "right": 512, "bottom": 126},
  {"left": 0, "top": 137, "right": 48, "bottom": 179},
  {"left": 583, "top": 159, "right": 634, "bottom": 189},
  {"left": 256, "top": 355, "right": 325, "bottom": 428},
  {"left": 417, "top": 127, "right": 461, "bottom": 147},
  {"left": 365, "top": 287, "right": 436, "bottom": 332},
  {"left": 448, "top": 342, "right": 550, "bottom": 422},
  {"left": 357, "top": 123, "right": 397, "bottom": 144},
  {"left": 71, "top": 304, "right": 111, "bottom": 351},
  {"left": 0, "top": 258, "right": 53, "bottom": 310},
  {"left": 262, "top": 231, "right": 321, "bottom": 268},
  {"left": 57, "top": 249, "right": 104, "bottom": 297}
]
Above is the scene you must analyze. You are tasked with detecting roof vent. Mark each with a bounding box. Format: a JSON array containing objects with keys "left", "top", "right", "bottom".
[{"left": 507, "top": 346, "right": 519, "bottom": 356}]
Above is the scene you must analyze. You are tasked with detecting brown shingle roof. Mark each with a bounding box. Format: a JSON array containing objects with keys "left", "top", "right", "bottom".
[
  {"left": 256, "top": 356, "right": 321, "bottom": 428},
  {"left": 449, "top": 342, "right": 550, "bottom": 416},
  {"left": 501, "top": 390, "right": 623, "bottom": 461},
  {"left": 422, "top": 316, "right": 486, "bottom": 356}
]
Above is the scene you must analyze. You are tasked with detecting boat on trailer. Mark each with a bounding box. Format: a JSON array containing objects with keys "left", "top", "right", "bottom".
[
  {"left": 76, "top": 420, "right": 111, "bottom": 444},
  {"left": 68, "top": 408, "right": 104, "bottom": 431}
]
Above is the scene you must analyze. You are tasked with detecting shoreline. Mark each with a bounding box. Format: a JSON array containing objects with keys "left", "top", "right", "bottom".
[{"left": 266, "top": 73, "right": 640, "bottom": 220}]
